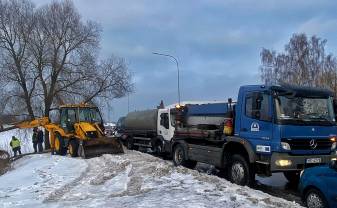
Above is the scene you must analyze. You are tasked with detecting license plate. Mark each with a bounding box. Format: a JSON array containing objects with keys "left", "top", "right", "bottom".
[{"left": 306, "top": 158, "right": 321, "bottom": 164}]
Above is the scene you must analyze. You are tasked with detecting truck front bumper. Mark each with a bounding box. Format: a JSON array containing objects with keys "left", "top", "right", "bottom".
[{"left": 270, "top": 152, "right": 337, "bottom": 172}]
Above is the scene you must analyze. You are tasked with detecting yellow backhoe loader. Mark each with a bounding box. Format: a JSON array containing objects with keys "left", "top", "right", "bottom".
[{"left": 0, "top": 103, "right": 124, "bottom": 158}]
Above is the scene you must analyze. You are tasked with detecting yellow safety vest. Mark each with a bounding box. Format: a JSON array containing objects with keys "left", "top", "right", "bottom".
[{"left": 11, "top": 139, "right": 20, "bottom": 148}]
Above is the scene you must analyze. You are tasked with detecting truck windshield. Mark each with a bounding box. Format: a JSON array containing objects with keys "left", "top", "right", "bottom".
[
  {"left": 79, "top": 108, "right": 103, "bottom": 123},
  {"left": 274, "top": 95, "right": 335, "bottom": 125}
]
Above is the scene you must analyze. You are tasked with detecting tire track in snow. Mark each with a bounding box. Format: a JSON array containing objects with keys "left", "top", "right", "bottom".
[
  {"left": 43, "top": 155, "right": 129, "bottom": 203},
  {"left": 35, "top": 151, "right": 302, "bottom": 207},
  {"left": 43, "top": 162, "right": 90, "bottom": 202}
]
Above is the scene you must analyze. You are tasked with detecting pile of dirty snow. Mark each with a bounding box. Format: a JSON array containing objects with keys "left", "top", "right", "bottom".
[{"left": 0, "top": 151, "right": 303, "bottom": 208}]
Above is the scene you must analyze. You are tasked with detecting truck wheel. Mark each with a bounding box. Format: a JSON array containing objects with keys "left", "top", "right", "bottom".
[
  {"left": 126, "top": 137, "right": 138, "bottom": 150},
  {"left": 305, "top": 188, "right": 328, "bottom": 208},
  {"left": 173, "top": 144, "right": 197, "bottom": 169},
  {"left": 283, "top": 171, "right": 300, "bottom": 184},
  {"left": 228, "top": 154, "right": 254, "bottom": 186},
  {"left": 78, "top": 144, "right": 86, "bottom": 159},
  {"left": 68, "top": 139, "right": 79, "bottom": 157},
  {"left": 217, "top": 168, "right": 229, "bottom": 179},
  {"left": 55, "top": 133, "right": 67, "bottom": 156},
  {"left": 152, "top": 141, "right": 163, "bottom": 155}
]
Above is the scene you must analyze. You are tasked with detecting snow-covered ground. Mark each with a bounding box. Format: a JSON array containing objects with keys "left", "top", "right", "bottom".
[{"left": 0, "top": 151, "right": 302, "bottom": 208}]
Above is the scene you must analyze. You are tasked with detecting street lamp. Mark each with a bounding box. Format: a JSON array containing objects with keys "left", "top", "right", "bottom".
[{"left": 152, "top": 52, "right": 181, "bottom": 105}]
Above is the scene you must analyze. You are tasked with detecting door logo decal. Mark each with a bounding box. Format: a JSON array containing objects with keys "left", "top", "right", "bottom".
[{"left": 251, "top": 122, "right": 260, "bottom": 132}]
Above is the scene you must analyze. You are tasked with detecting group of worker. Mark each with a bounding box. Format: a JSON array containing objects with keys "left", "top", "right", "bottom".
[{"left": 9, "top": 128, "right": 44, "bottom": 157}]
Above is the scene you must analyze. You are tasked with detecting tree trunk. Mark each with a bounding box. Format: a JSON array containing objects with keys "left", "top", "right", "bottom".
[
  {"left": 44, "top": 129, "right": 50, "bottom": 150},
  {"left": 43, "top": 107, "right": 51, "bottom": 150}
]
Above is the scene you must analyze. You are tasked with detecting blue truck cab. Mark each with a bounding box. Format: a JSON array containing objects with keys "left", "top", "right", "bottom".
[
  {"left": 235, "top": 85, "right": 337, "bottom": 182},
  {"left": 172, "top": 84, "right": 337, "bottom": 186}
]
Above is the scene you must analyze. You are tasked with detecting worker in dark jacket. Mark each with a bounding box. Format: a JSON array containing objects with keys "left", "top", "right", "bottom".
[
  {"left": 37, "top": 128, "right": 44, "bottom": 152},
  {"left": 32, "top": 128, "right": 38, "bottom": 153},
  {"left": 10, "top": 136, "right": 22, "bottom": 157}
]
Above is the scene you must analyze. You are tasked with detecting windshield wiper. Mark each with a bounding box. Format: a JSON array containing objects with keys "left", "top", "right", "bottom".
[
  {"left": 307, "top": 116, "right": 335, "bottom": 123},
  {"left": 278, "top": 118, "right": 307, "bottom": 125}
]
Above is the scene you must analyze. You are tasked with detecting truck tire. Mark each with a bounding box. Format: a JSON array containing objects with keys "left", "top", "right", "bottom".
[
  {"left": 126, "top": 137, "right": 134, "bottom": 150},
  {"left": 78, "top": 144, "right": 86, "bottom": 159},
  {"left": 68, "top": 139, "right": 79, "bottom": 157},
  {"left": 217, "top": 168, "right": 229, "bottom": 179},
  {"left": 228, "top": 154, "right": 254, "bottom": 186},
  {"left": 304, "top": 188, "right": 328, "bottom": 208},
  {"left": 152, "top": 140, "right": 163, "bottom": 156},
  {"left": 172, "top": 144, "right": 197, "bottom": 169},
  {"left": 55, "top": 133, "right": 67, "bottom": 156},
  {"left": 283, "top": 171, "right": 300, "bottom": 184}
]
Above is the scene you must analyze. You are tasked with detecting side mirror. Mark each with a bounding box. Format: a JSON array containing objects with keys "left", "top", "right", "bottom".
[{"left": 330, "top": 160, "right": 337, "bottom": 170}]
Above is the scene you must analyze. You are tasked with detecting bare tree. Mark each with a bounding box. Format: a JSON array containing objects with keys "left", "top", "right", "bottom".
[
  {"left": 0, "top": 0, "right": 133, "bottom": 148},
  {"left": 33, "top": 0, "right": 101, "bottom": 117},
  {"left": 260, "top": 33, "right": 337, "bottom": 95},
  {"left": 0, "top": 0, "right": 36, "bottom": 119}
]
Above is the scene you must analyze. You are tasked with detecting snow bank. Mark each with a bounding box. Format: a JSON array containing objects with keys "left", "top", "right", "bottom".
[
  {"left": 0, "top": 151, "right": 303, "bottom": 208},
  {"left": 0, "top": 129, "right": 34, "bottom": 156}
]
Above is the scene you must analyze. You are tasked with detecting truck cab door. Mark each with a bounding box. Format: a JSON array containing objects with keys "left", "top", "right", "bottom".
[
  {"left": 158, "top": 109, "right": 174, "bottom": 141},
  {"left": 239, "top": 91, "right": 273, "bottom": 154}
]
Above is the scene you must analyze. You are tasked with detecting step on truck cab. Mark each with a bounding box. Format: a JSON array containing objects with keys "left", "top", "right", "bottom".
[{"left": 171, "top": 85, "right": 337, "bottom": 186}]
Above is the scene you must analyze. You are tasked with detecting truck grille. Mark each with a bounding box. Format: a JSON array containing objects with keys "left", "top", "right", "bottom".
[{"left": 281, "top": 138, "right": 332, "bottom": 150}]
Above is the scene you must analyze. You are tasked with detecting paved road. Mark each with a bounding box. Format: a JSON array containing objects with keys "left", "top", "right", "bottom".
[
  {"left": 256, "top": 173, "right": 302, "bottom": 205},
  {"left": 196, "top": 162, "right": 303, "bottom": 205}
]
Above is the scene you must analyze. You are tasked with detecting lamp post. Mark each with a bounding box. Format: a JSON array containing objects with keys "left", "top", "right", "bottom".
[{"left": 152, "top": 52, "right": 181, "bottom": 105}]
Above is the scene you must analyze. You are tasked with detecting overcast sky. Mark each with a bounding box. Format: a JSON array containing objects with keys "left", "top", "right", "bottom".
[{"left": 33, "top": 0, "right": 337, "bottom": 121}]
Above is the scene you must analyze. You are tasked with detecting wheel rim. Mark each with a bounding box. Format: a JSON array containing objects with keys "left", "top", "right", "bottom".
[
  {"left": 307, "top": 192, "right": 324, "bottom": 208},
  {"left": 174, "top": 147, "right": 183, "bottom": 164},
  {"left": 69, "top": 144, "right": 73, "bottom": 155},
  {"left": 231, "top": 162, "right": 245, "bottom": 184},
  {"left": 156, "top": 145, "right": 162, "bottom": 154},
  {"left": 78, "top": 145, "right": 85, "bottom": 158},
  {"left": 55, "top": 137, "right": 60, "bottom": 151}
]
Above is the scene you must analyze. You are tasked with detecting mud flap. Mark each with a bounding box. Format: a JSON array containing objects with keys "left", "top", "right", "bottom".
[{"left": 78, "top": 137, "right": 124, "bottom": 159}]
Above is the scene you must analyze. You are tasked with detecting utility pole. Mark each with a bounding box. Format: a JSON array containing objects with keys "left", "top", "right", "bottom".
[{"left": 152, "top": 52, "right": 181, "bottom": 105}]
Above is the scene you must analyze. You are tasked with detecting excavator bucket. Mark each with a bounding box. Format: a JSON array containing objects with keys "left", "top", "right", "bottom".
[{"left": 78, "top": 137, "right": 124, "bottom": 159}]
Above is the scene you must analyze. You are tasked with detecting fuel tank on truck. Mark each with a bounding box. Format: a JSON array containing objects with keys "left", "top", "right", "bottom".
[
  {"left": 184, "top": 103, "right": 231, "bottom": 127},
  {"left": 124, "top": 109, "right": 158, "bottom": 132},
  {"left": 175, "top": 102, "right": 233, "bottom": 140}
]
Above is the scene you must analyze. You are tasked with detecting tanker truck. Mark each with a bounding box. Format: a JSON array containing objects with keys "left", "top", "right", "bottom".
[
  {"left": 121, "top": 84, "right": 337, "bottom": 186},
  {"left": 120, "top": 102, "right": 229, "bottom": 154}
]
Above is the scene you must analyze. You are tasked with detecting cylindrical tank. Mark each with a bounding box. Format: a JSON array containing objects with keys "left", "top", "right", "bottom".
[{"left": 124, "top": 109, "right": 158, "bottom": 132}]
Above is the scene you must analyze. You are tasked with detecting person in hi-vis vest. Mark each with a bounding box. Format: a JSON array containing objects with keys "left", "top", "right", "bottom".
[{"left": 10, "top": 136, "right": 22, "bottom": 157}]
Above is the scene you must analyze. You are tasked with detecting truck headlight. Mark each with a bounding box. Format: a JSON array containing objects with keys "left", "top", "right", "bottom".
[
  {"left": 275, "top": 159, "right": 292, "bottom": 167},
  {"left": 281, "top": 142, "right": 291, "bottom": 150},
  {"left": 332, "top": 142, "right": 337, "bottom": 150}
]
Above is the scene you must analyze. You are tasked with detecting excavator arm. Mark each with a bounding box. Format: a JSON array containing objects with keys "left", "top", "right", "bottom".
[
  {"left": 0, "top": 117, "right": 50, "bottom": 133},
  {"left": 0, "top": 104, "right": 124, "bottom": 158}
]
